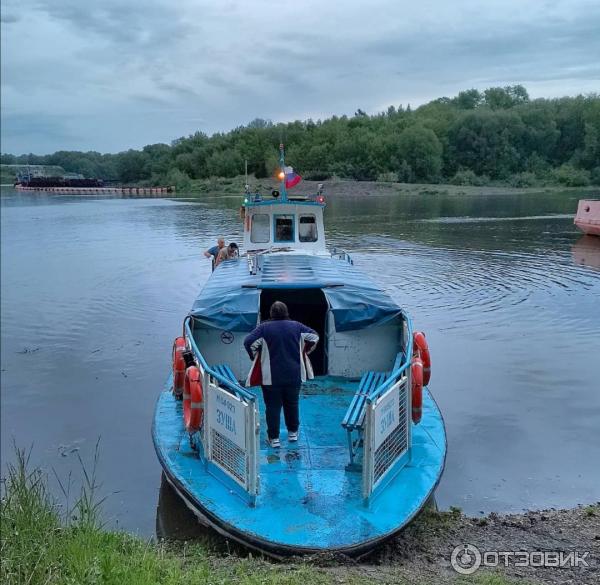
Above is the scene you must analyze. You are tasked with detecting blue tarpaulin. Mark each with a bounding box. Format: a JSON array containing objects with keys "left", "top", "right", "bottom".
[{"left": 190, "top": 254, "right": 402, "bottom": 332}]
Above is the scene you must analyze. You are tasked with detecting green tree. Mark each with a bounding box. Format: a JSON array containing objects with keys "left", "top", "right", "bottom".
[
  {"left": 455, "top": 89, "right": 482, "bottom": 109},
  {"left": 448, "top": 110, "right": 526, "bottom": 178},
  {"left": 397, "top": 124, "right": 442, "bottom": 181}
]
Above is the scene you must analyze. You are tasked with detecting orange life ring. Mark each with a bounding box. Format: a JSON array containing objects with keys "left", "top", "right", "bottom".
[
  {"left": 183, "top": 366, "right": 204, "bottom": 432},
  {"left": 172, "top": 337, "right": 186, "bottom": 398},
  {"left": 413, "top": 331, "right": 431, "bottom": 386},
  {"left": 411, "top": 356, "right": 423, "bottom": 424}
]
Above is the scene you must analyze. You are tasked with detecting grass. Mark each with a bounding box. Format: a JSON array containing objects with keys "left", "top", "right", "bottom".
[
  {"left": 1, "top": 449, "right": 533, "bottom": 585},
  {"left": 0, "top": 448, "right": 352, "bottom": 584}
]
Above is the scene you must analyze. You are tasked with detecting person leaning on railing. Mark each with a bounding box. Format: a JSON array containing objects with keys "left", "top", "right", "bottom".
[
  {"left": 214, "top": 242, "right": 239, "bottom": 268},
  {"left": 204, "top": 237, "right": 225, "bottom": 270}
]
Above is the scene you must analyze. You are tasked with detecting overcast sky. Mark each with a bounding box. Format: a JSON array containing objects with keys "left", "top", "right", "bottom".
[{"left": 1, "top": 0, "right": 599, "bottom": 154}]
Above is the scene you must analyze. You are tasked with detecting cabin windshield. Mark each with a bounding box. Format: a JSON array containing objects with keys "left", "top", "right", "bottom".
[
  {"left": 274, "top": 215, "right": 294, "bottom": 243},
  {"left": 259, "top": 288, "right": 328, "bottom": 375},
  {"left": 251, "top": 214, "right": 270, "bottom": 243},
  {"left": 299, "top": 215, "right": 318, "bottom": 242}
]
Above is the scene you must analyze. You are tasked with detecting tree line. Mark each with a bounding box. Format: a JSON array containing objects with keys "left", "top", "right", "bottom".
[{"left": 2, "top": 86, "right": 599, "bottom": 189}]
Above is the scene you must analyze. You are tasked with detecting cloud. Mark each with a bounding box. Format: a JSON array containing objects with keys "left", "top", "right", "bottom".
[
  {"left": 1, "top": 0, "right": 599, "bottom": 154},
  {"left": 30, "top": 0, "right": 193, "bottom": 48},
  {"left": 1, "top": 112, "right": 81, "bottom": 153},
  {"left": 0, "top": 13, "right": 19, "bottom": 23}
]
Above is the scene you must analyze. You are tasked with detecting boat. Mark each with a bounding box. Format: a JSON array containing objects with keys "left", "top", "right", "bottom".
[
  {"left": 152, "top": 146, "right": 447, "bottom": 556},
  {"left": 574, "top": 199, "right": 600, "bottom": 236}
]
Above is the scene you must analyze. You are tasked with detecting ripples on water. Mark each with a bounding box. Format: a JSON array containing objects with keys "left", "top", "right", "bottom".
[{"left": 1, "top": 188, "right": 599, "bottom": 535}]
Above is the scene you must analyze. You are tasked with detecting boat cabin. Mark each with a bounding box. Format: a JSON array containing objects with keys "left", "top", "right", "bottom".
[{"left": 242, "top": 193, "right": 327, "bottom": 254}]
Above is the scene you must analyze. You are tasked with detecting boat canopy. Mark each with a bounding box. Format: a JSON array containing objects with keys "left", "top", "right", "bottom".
[{"left": 190, "top": 254, "right": 402, "bottom": 332}]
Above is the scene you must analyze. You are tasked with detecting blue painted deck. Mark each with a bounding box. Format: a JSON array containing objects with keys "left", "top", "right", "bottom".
[{"left": 152, "top": 375, "right": 446, "bottom": 554}]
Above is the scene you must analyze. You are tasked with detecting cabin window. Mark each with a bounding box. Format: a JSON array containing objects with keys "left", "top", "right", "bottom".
[
  {"left": 299, "top": 214, "right": 318, "bottom": 242},
  {"left": 251, "top": 214, "right": 270, "bottom": 243},
  {"left": 274, "top": 215, "right": 294, "bottom": 243}
]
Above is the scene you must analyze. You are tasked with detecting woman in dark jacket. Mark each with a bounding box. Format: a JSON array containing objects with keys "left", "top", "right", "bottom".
[{"left": 244, "top": 301, "right": 319, "bottom": 448}]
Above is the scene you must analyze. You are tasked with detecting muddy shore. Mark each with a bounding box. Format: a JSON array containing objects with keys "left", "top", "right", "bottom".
[
  {"left": 158, "top": 470, "right": 598, "bottom": 585},
  {"left": 222, "top": 505, "right": 600, "bottom": 584}
]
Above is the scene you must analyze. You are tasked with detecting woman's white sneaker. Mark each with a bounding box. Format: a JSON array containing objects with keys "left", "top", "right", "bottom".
[
  {"left": 267, "top": 437, "right": 280, "bottom": 448},
  {"left": 288, "top": 431, "right": 298, "bottom": 442}
]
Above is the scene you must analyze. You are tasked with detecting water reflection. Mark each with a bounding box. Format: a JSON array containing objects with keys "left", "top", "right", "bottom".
[
  {"left": 156, "top": 474, "right": 250, "bottom": 555},
  {"left": 572, "top": 235, "right": 600, "bottom": 271},
  {"left": 156, "top": 473, "right": 212, "bottom": 542}
]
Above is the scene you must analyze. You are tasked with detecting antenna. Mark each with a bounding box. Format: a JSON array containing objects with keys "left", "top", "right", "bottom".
[{"left": 279, "top": 143, "right": 287, "bottom": 202}]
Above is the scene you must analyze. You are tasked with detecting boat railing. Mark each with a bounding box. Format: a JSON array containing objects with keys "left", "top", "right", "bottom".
[
  {"left": 185, "top": 319, "right": 254, "bottom": 401},
  {"left": 362, "top": 317, "right": 413, "bottom": 502},
  {"left": 184, "top": 319, "right": 259, "bottom": 505},
  {"left": 370, "top": 320, "right": 414, "bottom": 401},
  {"left": 331, "top": 247, "right": 353, "bottom": 264},
  {"left": 248, "top": 248, "right": 296, "bottom": 275}
]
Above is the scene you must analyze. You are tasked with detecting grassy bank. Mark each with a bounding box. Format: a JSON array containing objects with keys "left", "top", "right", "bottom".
[
  {"left": 5, "top": 450, "right": 594, "bottom": 584},
  {"left": 1, "top": 451, "right": 341, "bottom": 585}
]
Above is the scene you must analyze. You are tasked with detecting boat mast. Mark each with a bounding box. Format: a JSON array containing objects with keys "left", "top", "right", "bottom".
[{"left": 279, "top": 143, "right": 287, "bottom": 202}]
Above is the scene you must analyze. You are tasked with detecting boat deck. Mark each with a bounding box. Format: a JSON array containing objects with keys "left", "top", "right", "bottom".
[{"left": 153, "top": 375, "right": 446, "bottom": 554}]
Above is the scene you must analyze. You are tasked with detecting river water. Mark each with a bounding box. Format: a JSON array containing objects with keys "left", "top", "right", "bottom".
[{"left": 1, "top": 186, "right": 599, "bottom": 537}]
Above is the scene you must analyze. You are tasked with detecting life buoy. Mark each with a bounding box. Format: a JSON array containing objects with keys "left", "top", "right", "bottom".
[
  {"left": 413, "top": 331, "right": 431, "bottom": 386},
  {"left": 172, "top": 337, "right": 186, "bottom": 398},
  {"left": 411, "top": 356, "right": 423, "bottom": 424},
  {"left": 183, "top": 366, "right": 204, "bottom": 432}
]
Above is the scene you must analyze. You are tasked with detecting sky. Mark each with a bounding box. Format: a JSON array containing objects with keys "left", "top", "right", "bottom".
[{"left": 1, "top": 0, "right": 599, "bottom": 155}]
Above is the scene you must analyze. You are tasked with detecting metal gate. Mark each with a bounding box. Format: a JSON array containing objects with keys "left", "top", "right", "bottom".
[
  {"left": 362, "top": 372, "right": 411, "bottom": 501},
  {"left": 205, "top": 381, "right": 259, "bottom": 501}
]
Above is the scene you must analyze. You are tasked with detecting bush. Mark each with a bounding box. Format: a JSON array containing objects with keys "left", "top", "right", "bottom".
[
  {"left": 450, "top": 169, "right": 489, "bottom": 186},
  {"left": 376, "top": 171, "right": 399, "bottom": 182},
  {"left": 397, "top": 160, "right": 413, "bottom": 183},
  {"left": 591, "top": 166, "right": 600, "bottom": 185},
  {"left": 509, "top": 172, "right": 537, "bottom": 187},
  {"left": 165, "top": 168, "right": 192, "bottom": 192},
  {"left": 552, "top": 164, "right": 591, "bottom": 187},
  {"left": 303, "top": 170, "right": 332, "bottom": 181}
]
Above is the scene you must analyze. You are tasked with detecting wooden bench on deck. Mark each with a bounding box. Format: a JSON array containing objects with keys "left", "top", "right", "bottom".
[{"left": 341, "top": 352, "right": 405, "bottom": 468}]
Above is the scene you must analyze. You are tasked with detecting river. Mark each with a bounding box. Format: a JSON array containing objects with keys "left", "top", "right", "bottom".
[{"left": 1, "top": 186, "right": 599, "bottom": 537}]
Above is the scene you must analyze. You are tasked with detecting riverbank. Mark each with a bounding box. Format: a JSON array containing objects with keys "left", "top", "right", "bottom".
[
  {"left": 3, "top": 177, "right": 598, "bottom": 200},
  {"left": 182, "top": 176, "right": 600, "bottom": 199},
  {"left": 2, "top": 454, "right": 598, "bottom": 585}
]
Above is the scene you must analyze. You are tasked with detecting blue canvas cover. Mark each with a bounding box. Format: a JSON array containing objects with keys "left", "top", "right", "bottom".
[{"left": 190, "top": 254, "right": 402, "bottom": 332}]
